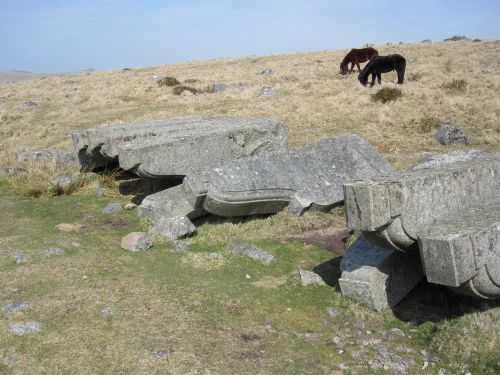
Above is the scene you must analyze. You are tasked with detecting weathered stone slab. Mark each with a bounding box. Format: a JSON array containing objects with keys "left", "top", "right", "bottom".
[
  {"left": 418, "top": 198, "right": 500, "bottom": 299},
  {"left": 344, "top": 153, "right": 500, "bottom": 250},
  {"left": 203, "top": 135, "right": 396, "bottom": 217},
  {"left": 137, "top": 184, "right": 206, "bottom": 224},
  {"left": 339, "top": 235, "right": 424, "bottom": 311},
  {"left": 116, "top": 116, "right": 287, "bottom": 179},
  {"left": 228, "top": 242, "right": 274, "bottom": 265}
]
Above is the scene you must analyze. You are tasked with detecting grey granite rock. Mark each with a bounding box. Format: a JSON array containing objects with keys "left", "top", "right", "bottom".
[
  {"left": 343, "top": 152, "right": 500, "bottom": 301},
  {"left": 10, "top": 321, "right": 40, "bottom": 336},
  {"left": 138, "top": 184, "right": 206, "bottom": 225},
  {"left": 3, "top": 302, "right": 30, "bottom": 312},
  {"left": 57, "top": 148, "right": 78, "bottom": 167},
  {"left": 148, "top": 216, "right": 197, "bottom": 241},
  {"left": 121, "top": 232, "right": 153, "bottom": 252},
  {"left": 228, "top": 242, "right": 274, "bottom": 265},
  {"left": 258, "top": 86, "right": 277, "bottom": 97},
  {"left": 52, "top": 173, "right": 79, "bottom": 189},
  {"left": 124, "top": 202, "right": 137, "bottom": 210},
  {"left": 101, "top": 202, "right": 123, "bottom": 214},
  {"left": 339, "top": 235, "right": 424, "bottom": 311},
  {"left": 369, "top": 346, "right": 412, "bottom": 374},
  {"left": 43, "top": 247, "right": 65, "bottom": 257},
  {"left": 418, "top": 197, "right": 500, "bottom": 299},
  {"left": 2, "top": 166, "right": 28, "bottom": 176},
  {"left": 434, "top": 124, "right": 469, "bottom": 145},
  {"left": 16, "top": 148, "right": 56, "bottom": 162},
  {"left": 12, "top": 252, "right": 27, "bottom": 264},
  {"left": 204, "top": 135, "right": 396, "bottom": 217},
  {"left": 326, "top": 307, "right": 341, "bottom": 318},
  {"left": 116, "top": 116, "right": 287, "bottom": 179},
  {"left": 411, "top": 149, "right": 484, "bottom": 170},
  {"left": 298, "top": 269, "right": 326, "bottom": 286}
]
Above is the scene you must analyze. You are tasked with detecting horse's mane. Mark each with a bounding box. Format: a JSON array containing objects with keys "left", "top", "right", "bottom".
[
  {"left": 340, "top": 53, "right": 351, "bottom": 67},
  {"left": 358, "top": 56, "right": 377, "bottom": 79}
]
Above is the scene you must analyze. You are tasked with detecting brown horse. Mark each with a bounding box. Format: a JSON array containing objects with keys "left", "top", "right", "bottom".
[
  {"left": 340, "top": 47, "right": 378, "bottom": 75},
  {"left": 358, "top": 54, "right": 406, "bottom": 87}
]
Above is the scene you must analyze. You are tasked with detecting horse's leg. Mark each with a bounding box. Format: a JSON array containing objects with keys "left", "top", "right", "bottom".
[
  {"left": 349, "top": 62, "right": 355, "bottom": 73},
  {"left": 370, "top": 72, "right": 376, "bottom": 87},
  {"left": 377, "top": 73, "right": 382, "bottom": 84},
  {"left": 356, "top": 62, "right": 361, "bottom": 71}
]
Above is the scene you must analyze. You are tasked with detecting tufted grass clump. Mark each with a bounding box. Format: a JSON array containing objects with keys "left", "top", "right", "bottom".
[
  {"left": 157, "top": 76, "right": 180, "bottom": 87},
  {"left": 441, "top": 78, "right": 468, "bottom": 92},
  {"left": 172, "top": 85, "right": 198, "bottom": 95},
  {"left": 371, "top": 87, "right": 403, "bottom": 103},
  {"left": 419, "top": 115, "right": 441, "bottom": 133}
]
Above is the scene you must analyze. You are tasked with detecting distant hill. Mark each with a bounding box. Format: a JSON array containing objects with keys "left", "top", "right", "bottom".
[{"left": 0, "top": 70, "right": 54, "bottom": 83}]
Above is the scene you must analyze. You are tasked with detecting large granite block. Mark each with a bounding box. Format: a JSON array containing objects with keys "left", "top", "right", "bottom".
[
  {"left": 344, "top": 154, "right": 500, "bottom": 250},
  {"left": 72, "top": 116, "right": 287, "bottom": 174},
  {"left": 339, "top": 235, "right": 424, "bottom": 311},
  {"left": 116, "top": 117, "right": 288, "bottom": 179},
  {"left": 418, "top": 198, "right": 500, "bottom": 299},
  {"left": 203, "top": 135, "right": 396, "bottom": 217}
]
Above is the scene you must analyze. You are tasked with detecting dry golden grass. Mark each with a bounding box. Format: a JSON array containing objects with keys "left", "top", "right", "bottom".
[{"left": 1, "top": 39, "right": 499, "bottom": 172}]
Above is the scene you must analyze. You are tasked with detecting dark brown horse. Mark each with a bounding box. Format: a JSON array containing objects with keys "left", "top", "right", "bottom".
[
  {"left": 340, "top": 47, "right": 378, "bottom": 75},
  {"left": 358, "top": 54, "right": 406, "bottom": 87}
]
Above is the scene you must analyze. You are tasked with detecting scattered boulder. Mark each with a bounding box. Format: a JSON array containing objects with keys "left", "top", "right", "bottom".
[
  {"left": 100, "top": 307, "right": 112, "bottom": 317},
  {"left": 258, "top": 86, "right": 278, "bottom": 97},
  {"left": 23, "top": 100, "right": 38, "bottom": 108},
  {"left": 101, "top": 202, "right": 123, "bottom": 214},
  {"left": 298, "top": 269, "right": 326, "bottom": 286},
  {"left": 2, "top": 166, "right": 28, "bottom": 176},
  {"left": 43, "top": 247, "right": 65, "bottom": 257},
  {"left": 228, "top": 242, "right": 274, "bottom": 265},
  {"left": 56, "top": 149, "right": 78, "bottom": 167},
  {"left": 10, "top": 321, "right": 40, "bottom": 336},
  {"left": 16, "top": 148, "right": 56, "bottom": 162},
  {"left": 433, "top": 124, "right": 469, "bottom": 145},
  {"left": 51, "top": 173, "right": 79, "bottom": 189},
  {"left": 257, "top": 69, "right": 276, "bottom": 76},
  {"left": 124, "top": 202, "right": 137, "bottom": 210},
  {"left": 3, "top": 301, "right": 30, "bottom": 312},
  {"left": 12, "top": 252, "right": 27, "bottom": 264},
  {"left": 205, "top": 83, "right": 228, "bottom": 93},
  {"left": 148, "top": 216, "right": 196, "bottom": 241},
  {"left": 121, "top": 232, "right": 153, "bottom": 252},
  {"left": 151, "top": 349, "right": 169, "bottom": 359}
]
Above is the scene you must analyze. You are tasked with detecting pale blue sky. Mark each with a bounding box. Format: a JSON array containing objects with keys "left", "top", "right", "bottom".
[{"left": 0, "top": 0, "right": 498, "bottom": 73}]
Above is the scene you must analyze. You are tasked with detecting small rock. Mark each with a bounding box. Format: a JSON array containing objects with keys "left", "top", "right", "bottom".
[
  {"left": 56, "top": 149, "right": 78, "bottom": 167},
  {"left": 206, "top": 83, "right": 228, "bottom": 93},
  {"left": 100, "top": 307, "right": 112, "bottom": 317},
  {"left": 245, "top": 274, "right": 251, "bottom": 279},
  {"left": 258, "top": 86, "right": 278, "bottom": 97},
  {"left": 94, "top": 187, "right": 105, "bottom": 197},
  {"left": 51, "top": 173, "right": 79, "bottom": 189},
  {"left": 353, "top": 320, "right": 365, "bottom": 330},
  {"left": 16, "top": 148, "right": 55, "bottom": 162},
  {"left": 43, "top": 247, "right": 65, "bottom": 257},
  {"left": 12, "top": 252, "right": 27, "bottom": 263},
  {"left": 2, "top": 166, "right": 28, "bottom": 176},
  {"left": 494, "top": 362, "right": 500, "bottom": 370},
  {"left": 369, "top": 347, "right": 412, "bottom": 374},
  {"left": 152, "top": 349, "right": 168, "bottom": 359},
  {"left": 434, "top": 124, "right": 469, "bottom": 145},
  {"left": 101, "top": 202, "right": 123, "bottom": 214},
  {"left": 124, "top": 202, "right": 137, "bottom": 210},
  {"left": 332, "top": 336, "right": 344, "bottom": 346},
  {"left": 326, "top": 307, "right": 341, "bottom": 318},
  {"left": 411, "top": 149, "right": 483, "bottom": 170},
  {"left": 56, "top": 223, "right": 84, "bottom": 232},
  {"left": 257, "top": 69, "right": 275, "bottom": 76},
  {"left": 121, "top": 232, "right": 153, "bottom": 252},
  {"left": 24, "top": 100, "right": 38, "bottom": 108},
  {"left": 3, "top": 301, "right": 30, "bottom": 312},
  {"left": 149, "top": 216, "right": 196, "bottom": 241},
  {"left": 228, "top": 242, "right": 274, "bottom": 265},
  {"left": 298, "top": 269, "right": 326, "bottom": 286},
  {"left": 10, "top": 321, "right": 40, "bottom": 336},
  {"left": 390, "top": 328, "right": 405, "bottom": 337}
]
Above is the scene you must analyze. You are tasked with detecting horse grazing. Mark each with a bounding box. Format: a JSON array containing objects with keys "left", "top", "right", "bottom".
[
  {"left": 340, "top": 48, "right": 378, "bottom": 75},
  {"left": 358, "top": 54, "right": 406, "bottom": 87}
]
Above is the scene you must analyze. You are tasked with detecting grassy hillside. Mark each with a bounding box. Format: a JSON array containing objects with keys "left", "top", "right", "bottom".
[{"left": 0, "top": 40, "right": 499, "bottom": 374}]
